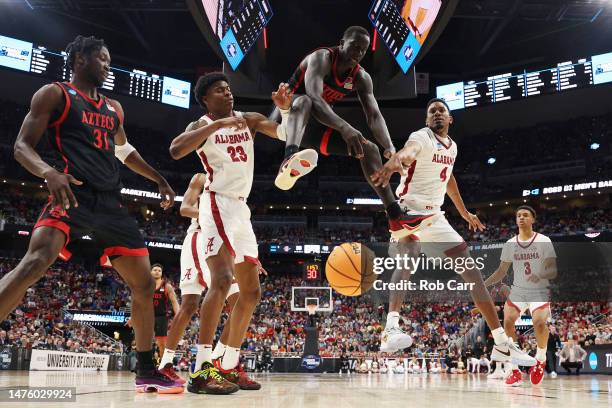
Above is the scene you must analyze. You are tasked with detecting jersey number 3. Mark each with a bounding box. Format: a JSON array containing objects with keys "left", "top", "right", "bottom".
[
  {"left": 227, "top": 146, "right": 247, "bottom": 162},
  {"left": 524, "top": 261, "right": 532, "bottom": 275}
]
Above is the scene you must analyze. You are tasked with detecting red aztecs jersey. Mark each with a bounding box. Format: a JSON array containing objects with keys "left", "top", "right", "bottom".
[
  {"left": 287, "top": 47, "right": 361, "bottom": 104},
  {"left": 46, "top": 82, "right": 123, "bottom": 191},
  {"left": 153, "top": 279, "right": 170, "bottom": 317}
]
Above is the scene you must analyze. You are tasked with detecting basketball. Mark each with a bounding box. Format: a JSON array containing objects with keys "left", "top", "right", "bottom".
[{"left": 325, "top": 242, "right": 376, "bottom": 296}]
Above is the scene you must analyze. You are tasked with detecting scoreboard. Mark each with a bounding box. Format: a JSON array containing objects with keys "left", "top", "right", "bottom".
[
  {"left": 369, "top": 0, "right": 419, "bottom": 73},
  {"left": 437, "top": 52, "right": 612, "bottom": 110},
  {"left": 303, "top": 262, "right": 321, "bottom": 282},
  {"left": 219, "top": 0, "right": 273, "bottom": 70},
  {"left": 0, "top": 34, "right": 191, "bottom": 109},
  {"left": 369, "top": 0, "right": 443, "bottom": 74}
]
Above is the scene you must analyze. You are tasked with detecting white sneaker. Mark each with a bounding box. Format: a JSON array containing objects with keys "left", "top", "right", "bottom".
[
  {"left": 491, "top": 340, "right": 537, "bottom": 367},
  {"left": 380, "top": 327, "right": 413, "bottom": 353},
  {"left": 274, "top": 149, "right": 318, "bottom": 190},
  {"left": 550, "top": 371, "right": 557, "bottom": 378}
]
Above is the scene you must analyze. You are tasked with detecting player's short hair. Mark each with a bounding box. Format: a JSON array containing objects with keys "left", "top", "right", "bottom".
[
  {"left": 151, "top": 263, "right": 164, "bottom": 271},
  {"left": 516, "top": 205, "right": 536, "bottom": 218},
  {"left": 65, "top": 35, "right": 107, "bottom": 70},
  {"left": 426, "top": 98, "right": 450, "bottom": 113},
  {"left": 194, "top": 72, "right": 229, "bottom": 108},
  {"left": 343, "top": 26, "right": 370, "bottom": 39}
]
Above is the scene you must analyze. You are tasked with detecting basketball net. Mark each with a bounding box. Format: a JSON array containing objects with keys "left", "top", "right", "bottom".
[{"left": 306, "top": 304, "right": 317, "bottom": 316}]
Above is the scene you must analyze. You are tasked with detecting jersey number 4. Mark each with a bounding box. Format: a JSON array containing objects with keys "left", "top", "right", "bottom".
[
  {"left": 439, "top": 167, "right": 448, "bottom": 182},
  {"left": 227, "top": 146, "right": 247, "bottom": 162}
]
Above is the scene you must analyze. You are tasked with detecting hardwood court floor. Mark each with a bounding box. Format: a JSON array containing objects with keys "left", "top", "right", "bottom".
[{"left": 0, "top": 371, "right": 609, "bottom": 407}]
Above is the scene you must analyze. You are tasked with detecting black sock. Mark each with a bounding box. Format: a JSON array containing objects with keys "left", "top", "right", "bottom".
[
  {"left": 385, "top": 202, "right": 402, "bottom": 220},
  {"left": 284, "top": 144, "right": 299, "bottom": 160},
  {"left": 136, "top": 350, "right": 155, "bottom": 375}
]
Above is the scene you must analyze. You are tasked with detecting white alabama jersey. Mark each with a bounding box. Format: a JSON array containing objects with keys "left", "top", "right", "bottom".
[
  {"left": 186, "top": 217, "right": 200, "bottom": 234},
  {"left": 500, "top": 232, "right": 556, "bottom": 290},
  {"left": 195, "top": 111, "right": 254, "bottom": 198},
  {"left": 396, "top": 127, "right": 457, "bottom": 212}
]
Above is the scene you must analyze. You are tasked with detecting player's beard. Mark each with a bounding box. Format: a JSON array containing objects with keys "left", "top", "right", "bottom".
[
  {"left": 432, "top": 122, "right": 444, "bottom": 132},
  {"left": 90, "top": 70, "right": 105, "bottom": 88}
]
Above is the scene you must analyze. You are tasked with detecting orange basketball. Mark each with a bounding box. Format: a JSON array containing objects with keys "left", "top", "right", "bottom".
[{"left": 325, "top": 242, "right": 376, "bottom": 296}]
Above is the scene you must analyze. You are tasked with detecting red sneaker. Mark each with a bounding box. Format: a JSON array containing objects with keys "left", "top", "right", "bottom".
[
  {"left": 219, "top": 364, "right": 261, "bottom": 390},
  {"left": 159, "top": 363, "right": 186, "bottom": 385},
  {"left": 529, "top": 360, "right": 546, "bottom": 385},
  {"left": 389, "top": 212, "right": 439, "bottom": 240},
  {"left": 505, "top": 369, "right": 523, "bottom": 387}
]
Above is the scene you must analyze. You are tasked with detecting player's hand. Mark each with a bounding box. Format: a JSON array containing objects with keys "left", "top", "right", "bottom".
[
  {"left": 43, "top": 168, "right": 83, "bottom": 210},
  {"left": 462, "top": 211, "right": 485, "bottom": 232},
  {"left": 125, "top": 318, "right": 132, "bottom": 328},
  {"left": 383, "top": 146, "right": 396, "bottom": 160},
  {"left": 271, "top": 83, "right": 293, "bottom": 110},
  {"left": 340, "top": 126, "right": 368, "bottom": 158},
  {"left": 371, "top": 153, "right": 407, "bottom": 188},
  {"left": 215, "top": 116, "right": 247, "bottom": 131},
  {"left": 157, "top": 179, "right": 175, "bottom": 210},
  {"left": 527, "top": 274, "right": 541, "bottom": 284},
  {"left": 256, "top": 259, "right": 268, "bottom": 276}
]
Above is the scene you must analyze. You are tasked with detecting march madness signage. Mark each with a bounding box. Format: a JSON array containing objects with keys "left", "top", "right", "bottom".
[{"left": 30, "top": 350, "right": 110, "bottom": 371}]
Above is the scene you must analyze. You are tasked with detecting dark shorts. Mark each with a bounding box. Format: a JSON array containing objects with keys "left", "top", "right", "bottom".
[
  {"left": 34, "top": 187, "right": 148, "bottom": 265},
  {"left": 301, "top": 117, "right": 352, "bottom": 157},
  {"left": 154, "top": 315, "right": 168, "bottom": 338},
  {"left": 271, "top": 101, "right": 353, "bottom": 157}
]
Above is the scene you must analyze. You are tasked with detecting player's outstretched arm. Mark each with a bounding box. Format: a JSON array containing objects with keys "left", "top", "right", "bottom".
[
  {"left": 110, "top": 100, "right": 176, "bottom": 210},
  {"left": 179, "top": 173, "right": 205, "bottom": 219},
  {"left": 14, "top": 84, "right": 83, "bottom": 210},
  {"left": 356, "top": 70, "right": 395, "bottom": 158},
  {"left": 446, "top": 174, "right": 485, "bottom": 232},
  {"left": 484, "top": 261, "right": 511, "bottom": 287},
  {"left": 370, "top": 141, "right": 421, "bottom": 187},
  {"left": 169, "top": 116, "right": 247, "bottom": 160}
]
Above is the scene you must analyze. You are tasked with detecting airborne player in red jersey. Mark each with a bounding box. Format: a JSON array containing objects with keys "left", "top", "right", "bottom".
[{"left": 272, "top": 26, "right": 431, "bottom": 238}]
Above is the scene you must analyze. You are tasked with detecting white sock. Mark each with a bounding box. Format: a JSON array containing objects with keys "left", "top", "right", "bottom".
[
  {"left": 492, "top": 327, "right": 509, "bottom": 346},
  {"left": 506, "top": 362, "right": 514, "bottom": 372},
  {"left": 386, "top": 311, "right": 400, "bottom": 329},
  {"left": 159, "top": 349, "right": 175, "bottom": 369},
  {"left": 195, "top": 344, "right": 212, "bottom": 371},
  {"left": 211, "top": 342, "right": 227, "bottom": 360},
  {"left": 536, "top": 347, "right": 547, "bottom": 362},
  {"left": 221, "top": 346, "right": 240, "bottom": 370}
]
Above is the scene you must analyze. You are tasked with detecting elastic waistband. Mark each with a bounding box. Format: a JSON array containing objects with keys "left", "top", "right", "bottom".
[{"left": 207, "top": 191, "right": 246, "bottom": 201}]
